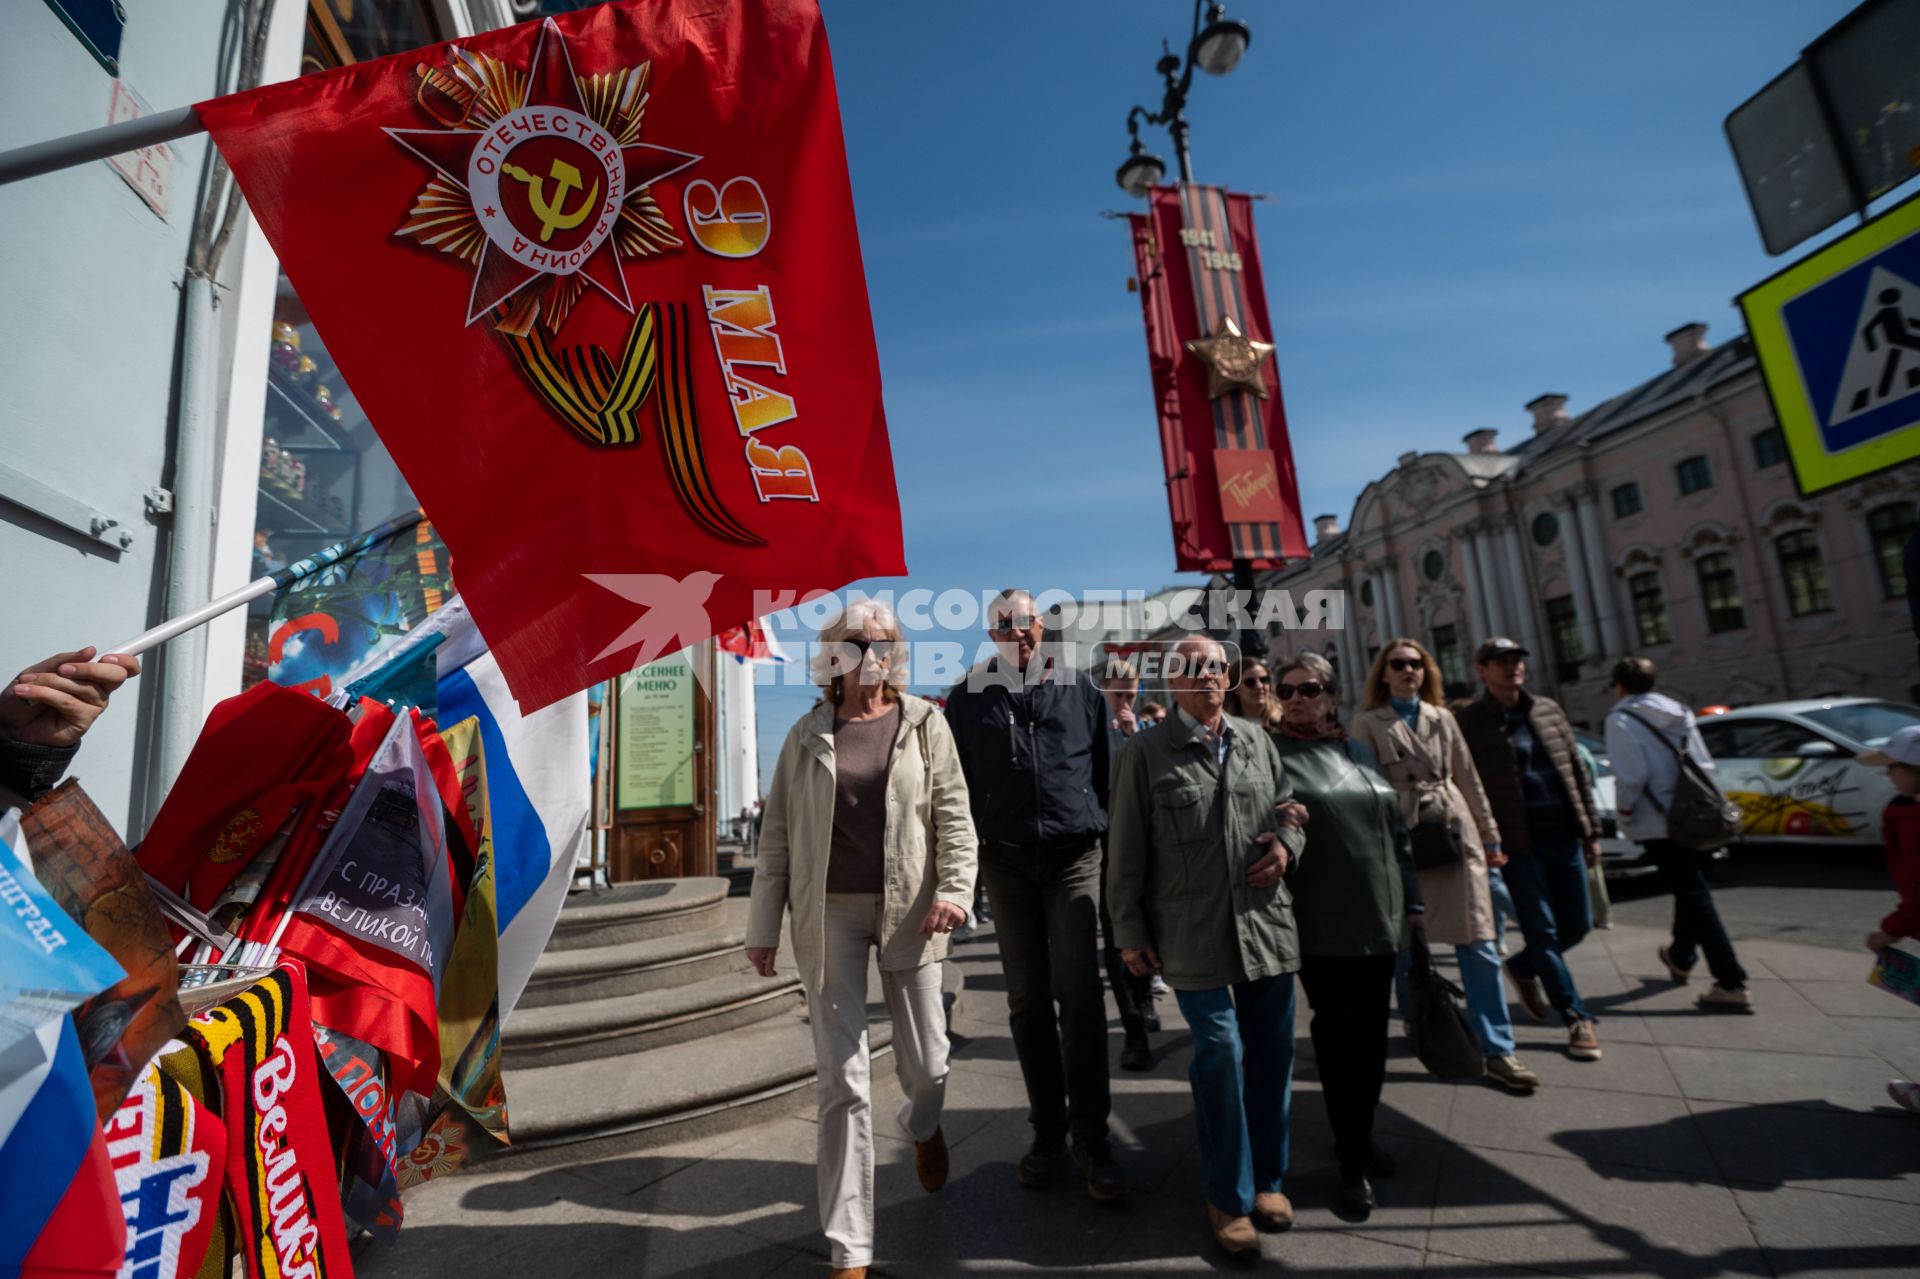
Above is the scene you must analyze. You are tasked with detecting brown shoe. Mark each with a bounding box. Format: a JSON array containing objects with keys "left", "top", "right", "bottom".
[
  {"left": 914, "top": 1126, "right": 949, "bottom": 1192},
  {"left": 1206, "top": 1203, "right": 1260, "bottom": 1259},
  {"left": 1567, "top": 1018, "right": 1602, "bottom": 1061},
  {"left": 1697, "top": 984, "right": 1754, "bottom": 1013},
  {"left": 1506, "top": 959, "right": 1552, "bottom": 1023},
  {"left": 1250, "top": 1190, "right": 1294, "bottom": 1232},
  {"left": 1484, "top": 1054, "right": 1541, "bottom": 1093},
  {"left": 827, "top": 1270, "right": 867, "bottom": 1278}
]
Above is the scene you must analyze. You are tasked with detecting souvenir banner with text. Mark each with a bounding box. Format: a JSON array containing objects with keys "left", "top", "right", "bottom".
[
  {"left": 196, "top": 0, "right": 905, "bottom": 713},
  {"left": 1128, "top": 184, "right": 1308, "bottom": 571}
]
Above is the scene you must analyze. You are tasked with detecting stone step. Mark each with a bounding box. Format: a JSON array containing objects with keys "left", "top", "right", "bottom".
[
  {"left": 503, "top": 966, "right": 805, "bottom": 1067},
  {"left": 498, "top": 961, "right": 966, "bottom": 1162},
  {"left": 520, "top": 897, "right": 753, "bottom": 1008},
  {"left": 546, "top": 877, "right": 730, "bottom": 951}
]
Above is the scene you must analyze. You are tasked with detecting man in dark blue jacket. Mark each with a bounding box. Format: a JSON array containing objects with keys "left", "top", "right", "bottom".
[{"left": 946, "top": 590, "right": 1121, "bottom": 1200}]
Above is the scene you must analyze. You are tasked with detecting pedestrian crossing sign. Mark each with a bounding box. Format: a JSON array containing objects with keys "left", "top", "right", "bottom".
[{"left": 1741, "top": 191, "right": 1920, "bottom": 494}]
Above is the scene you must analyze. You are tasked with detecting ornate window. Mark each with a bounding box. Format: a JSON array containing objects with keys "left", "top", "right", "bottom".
[
  {"left": 1544, "top": 596, "right": 1583, "bottom": 680},
  {"left": 1422, "top": 549, "right": 1445, "bottom": 581},
  {"left": 1611, "top": 483, "right": 1643, "bottom": 518},
  {"left": 1628, "top": 571, "right": 1672, "bottom": 646},
  {"left": 1531, "top": 512, "right": 1560, "bottom": 546},
  {"left": 1751, "top": 427, "right": 1787, "bottom": 469},
  {"left": 1869, "top": 501, "right": 1917, "bottom": 599},
  {"left": 1431, "top": 624, "right": 1466, "bottom": 691},
  {"left": 1695, "top": 552, "right": 1746, "bottom": 633},
  {"left": 1676, "top": 455, "right": 1714, "bottom": 495},
  {"left": 1359, "top": 579, "right": 1375, "bottom": 607},
  {"left": 1774, "top": 530, "right": 1833, "bottom": 617}
]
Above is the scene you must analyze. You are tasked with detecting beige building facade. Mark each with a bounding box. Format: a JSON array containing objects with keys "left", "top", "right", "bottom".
[{"left": 1259, "top": 322, "right": 1920, "bottom": 729}]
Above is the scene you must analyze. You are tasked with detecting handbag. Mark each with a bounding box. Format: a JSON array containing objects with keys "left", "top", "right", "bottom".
[
  {"left": 1618, "top": 710, "right": 1744, "bottom": 852},
  {"left": 1405, "top": 930, "right": 1486, "bottom": 1081},
  {"left": 1408, "top": 819, "right": 1463, "bottom": 869}
]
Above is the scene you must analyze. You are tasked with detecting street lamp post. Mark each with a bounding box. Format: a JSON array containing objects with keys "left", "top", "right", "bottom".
[{"left": 1115, "top": 2, "right": 1264, "bottom": 661}]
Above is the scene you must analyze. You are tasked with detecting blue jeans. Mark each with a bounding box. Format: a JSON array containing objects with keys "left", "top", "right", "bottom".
[
  {"left": 1395, "top": 938, "right": 1515, "bottom": 1057},
  {"left": 1486, "top": 867, "right": 1516, "bottom": 941},
  {"left": 1172, "top": 974, "right": 1295, "bottom": 1217},
  {"left": 1502, "top": 832, "right": 1593, "bottom": 1023}
]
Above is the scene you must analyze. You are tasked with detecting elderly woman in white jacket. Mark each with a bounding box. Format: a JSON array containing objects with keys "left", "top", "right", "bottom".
[{"left": 745, "top": 600, "right": 978, "bottom": 1279}]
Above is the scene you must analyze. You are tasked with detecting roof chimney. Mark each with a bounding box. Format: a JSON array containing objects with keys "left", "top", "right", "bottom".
[
  {"left": 1665, "top": 321, "right": 1710, "bottom": 367},
  {"left": 1396, "top": 450, "right": 1421, "bottom": 468},
  {"left": 1462, "top": 428, "right": 1499, "bottom": 455},
  {"left": 1313, "top": 513, "right": 1340, "bottom": 541},
  {"left": 1526, "top": 393, "right": 1570, "bottom": 433}
]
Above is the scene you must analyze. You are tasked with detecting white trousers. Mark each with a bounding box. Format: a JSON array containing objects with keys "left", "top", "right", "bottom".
[{"left": 811, "top": 892, "right": 951, "bottom": 1270}]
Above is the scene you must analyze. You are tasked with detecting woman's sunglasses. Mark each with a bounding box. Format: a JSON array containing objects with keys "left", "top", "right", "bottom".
[
  {"left": 844, "top": 637, "right": 893, "bottom": 661},
  {"left": 1241, "top": 674, "right": 1272, "bottom": 686},
  {"left": 1275, "top": 681, "right": 1324, "bottom": 700},
  {"left": 1387, "top": 657, "right": 1424, "bottom": 673}
]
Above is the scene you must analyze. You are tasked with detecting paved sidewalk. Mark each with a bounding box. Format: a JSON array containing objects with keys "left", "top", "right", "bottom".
[{"left": 363, "top": 921, "right": 1920, "bottom": 1276}]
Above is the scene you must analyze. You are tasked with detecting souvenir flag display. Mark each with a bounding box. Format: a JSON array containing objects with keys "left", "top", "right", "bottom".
[
  {"left": 21, "top": 783, "right": 186, "bottom": 1120},
  {"left": 19, "top": 1122, "right": 125, "bottom": 1279},
  {"left": 195, "top": 0, "right": 906, "bottom": 713},
  {"left": 429, "top": 716, "right": 507, "bottom": 1143},
  {"left": 267, "top": 514, "right": 454, "bottom": 703},
  {"left": 0, "top": 832, "right": 125, "bottom": 1054},
  {"left": 311, "top": 1022, "right": 417, "bottom": 1241},
  {"left": 0, "top": 1016, "right": 110, "bottom": 1274},
  {"left": 717, "top": 617, "right": 790, "bottom": 664},
  {"left": 433, "top": 608, "right": 589, "bottom": 1020},
  {"left": 272, "top": 707, "right": 457, "bottom": 1102},
  {"left": 180, "top": 961, "right": 354, "bottom": 1279},
  {"left": 1128, "top": 185, "right": 1308, "bottom": 571},
  {"left": 135, "top": 682, "right": 357, "bottom": 919},
  {"left": 1870, "top": 945, "right": 1920, "bottom": 1007},
  {"left": 103, "top": 1056, "right": 227, "bottom": 1279}
]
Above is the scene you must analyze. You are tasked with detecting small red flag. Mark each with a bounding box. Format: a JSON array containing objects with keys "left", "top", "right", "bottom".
[{"left": 196, "top": 0, "right": 904, "bottom": 711}]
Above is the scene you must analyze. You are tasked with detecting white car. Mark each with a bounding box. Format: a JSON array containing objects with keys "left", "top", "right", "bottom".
[{"left": 1693, "top": 698, "right": 1920, "bottom": 846}]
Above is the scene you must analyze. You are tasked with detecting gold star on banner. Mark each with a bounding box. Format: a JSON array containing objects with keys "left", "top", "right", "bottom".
[{"left": 1184, "top": 315, "right": 1274, "bottom": 400}]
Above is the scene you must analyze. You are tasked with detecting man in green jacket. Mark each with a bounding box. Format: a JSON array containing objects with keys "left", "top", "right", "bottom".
[{"left": 1107, "top": 636, "right": 1308, "bottom": 1261}]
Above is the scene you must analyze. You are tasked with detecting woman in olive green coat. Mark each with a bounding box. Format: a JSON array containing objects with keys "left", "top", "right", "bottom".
[{"left": 1268, "top": 653, "right": 1422, "bottom": 1218}]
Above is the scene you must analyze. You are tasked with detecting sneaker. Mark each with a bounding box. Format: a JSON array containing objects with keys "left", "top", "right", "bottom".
[
  {"left": 1017, "top": 1136, "right": 1067, "bottom": 1188},
  {"left": 1697, "top": 984, "right": 1754, "bottom": 1013},
  {"left": 951, "top": 922, "right": 975, "bottom": 944},
  {"left": 1484, "top": 1055, "right": 1541, "bottom": 1093},
  {"left": 1119, "top": 1028, "right": 1152, "bottom": 1072},
  {"left": 1506, "top": 960, "right": 1552, "bottom": 1023},
  {"left": 1206, "top": 1204, "right": 1259, "bottom": 1259},
  {"left": 1069, "top": 1138, "right": 1128, "bottom": 1202},
  {"left": 1149, "top": 975, "right": 1171, "bottom": 996},
  {"left": 1889, "top": 1080, "right": 1920, "bottom": 1114},
  {"left": 1658, "top": 944, "right": 1695, "bottom": 985},
  {"left": 1567, "top": 1018, "right": 1602, "bottom": 1061}
]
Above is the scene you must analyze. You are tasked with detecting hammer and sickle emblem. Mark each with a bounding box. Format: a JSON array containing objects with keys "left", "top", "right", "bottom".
[{"left": 501, "top": 158, "right": 600, "bottom": 243}]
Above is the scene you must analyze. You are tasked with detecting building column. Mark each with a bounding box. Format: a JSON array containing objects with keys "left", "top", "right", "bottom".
[
  {"left": 1557, "top": 489, "right": 1602, "bottom": 661},
  {"left": 1378, "top": 557, "right": 1406, "bottom": 640},
  {"left": 1474, "top": 514, "right": 1505, "bottom": 633},
  {"left": 1461, "top": 522, "right": 1495, "bottom": 641},
  {"left": 1496, "top": 515, "right": 1545, "bottom": 660},
  {"left": 1574, "top": 486, "right": 1625, "bottom": 654},
  {"left": 1338, "top": 569, "right": 1366, "bottom": 712}
]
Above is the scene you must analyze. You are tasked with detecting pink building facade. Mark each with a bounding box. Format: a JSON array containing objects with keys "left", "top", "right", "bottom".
[{"left": 1261, "top": 323, "right": 1920, "bottom": 729}]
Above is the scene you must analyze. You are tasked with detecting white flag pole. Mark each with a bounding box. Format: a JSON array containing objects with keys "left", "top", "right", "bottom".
[{"left": 0, "top": 106, "right": 204, "bottom": 188}]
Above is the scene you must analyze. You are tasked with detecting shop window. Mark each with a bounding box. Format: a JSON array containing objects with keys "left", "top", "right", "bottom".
[
  {"left": 1695, "top": 552, "right": 1746, "bottom": 633},
  {"left": 1611, "top": 482, "right": 1643, "bottom": 518},
  {"left": 1869, "top": 501, "right": 1917, "bottom": 599},
  {"left": 1676, "top": 455, "right": 1714, "bottom": 495},
  {"left": 1775, "top": 530, "right": 1833, "bottom": 617},
  {"left": 1751, "top": 427, "right": 1787, "bottom": 469},
  {"left": 1628, "top": 571, "right": 1672, "bottom": 647},
  {"left": 245, "top": 1, "right": 445, "bottom": 689},
  {"left": 1544, "top": 595, "right": 1583, "bottom": 681}
]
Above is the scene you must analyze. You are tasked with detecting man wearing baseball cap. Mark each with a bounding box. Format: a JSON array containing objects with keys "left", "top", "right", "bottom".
[
  {"left": 1453, "top": 637, "right": 1604, "bottom": 1062},
  {"left": 1860, "top": 725, "right": 1920, "bottom": 1114}
]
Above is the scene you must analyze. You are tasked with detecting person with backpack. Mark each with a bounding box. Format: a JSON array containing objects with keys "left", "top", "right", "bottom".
[{"left": 1603, "top": 656, "right": 1752, "bottom": 1013}]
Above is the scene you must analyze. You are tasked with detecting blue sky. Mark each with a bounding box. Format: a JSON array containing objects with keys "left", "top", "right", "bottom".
[{"left": 749, "top": 0, "right": 1867, "bottom": 781}]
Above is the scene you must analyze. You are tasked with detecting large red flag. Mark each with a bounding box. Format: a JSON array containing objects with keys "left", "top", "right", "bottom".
[{"left": 197, "top": 0, "right": 904, "bottom": 711}]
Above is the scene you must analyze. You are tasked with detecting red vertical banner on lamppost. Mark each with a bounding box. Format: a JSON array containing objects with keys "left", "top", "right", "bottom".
[{"left": 1129, "top": 184, "right": 1307, "bottom": 572}]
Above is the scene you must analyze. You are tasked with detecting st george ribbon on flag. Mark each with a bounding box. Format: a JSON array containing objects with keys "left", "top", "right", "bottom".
[{"left": 193, "top": 0, "right": 907, "bottom": 713}]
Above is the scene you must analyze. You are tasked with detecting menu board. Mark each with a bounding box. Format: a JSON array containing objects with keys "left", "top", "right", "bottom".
[{"left": 616, "top": 656, "right": 695, "bottom": 810}]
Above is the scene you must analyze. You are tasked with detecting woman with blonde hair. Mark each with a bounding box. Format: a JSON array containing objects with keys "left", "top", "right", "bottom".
[
  {"left": 1224, "top": 654, "right": 1277, "bottom": 728},
  {"left": 1348, "top": 638, "right": 1538, "bottom": 1094},
  {"left": 746, "top": 600, "right": 978, "bottom": 1278}
]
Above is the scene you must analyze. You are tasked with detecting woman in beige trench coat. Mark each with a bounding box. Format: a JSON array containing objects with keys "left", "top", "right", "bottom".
[
  {"left": 745, "top": 600, "right": 978, "bottom": 1278},
  {"left": 1348, "top": 638, "right": 1539, "bottom": 1093}
]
